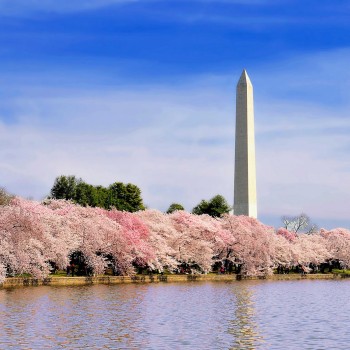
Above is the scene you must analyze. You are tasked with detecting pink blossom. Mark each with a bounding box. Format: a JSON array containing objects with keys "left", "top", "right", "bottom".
[
  {"left": 276, "top": 227, "right": 297, "bottom": 242},
  {"left": 1, "top": 196, "right": 349, "bottom": 282}
]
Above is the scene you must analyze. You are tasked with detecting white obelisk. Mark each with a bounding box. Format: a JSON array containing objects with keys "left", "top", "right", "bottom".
[{"left": 234, "top": 69, "right": 257, "bottom": 218}]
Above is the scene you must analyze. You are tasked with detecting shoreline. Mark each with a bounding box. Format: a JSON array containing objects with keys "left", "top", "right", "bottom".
[{"left": 2, "top": 273, "right": 350, "bottom": 289}]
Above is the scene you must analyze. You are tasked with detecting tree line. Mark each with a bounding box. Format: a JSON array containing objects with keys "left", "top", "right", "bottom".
[
  {"left": 0, "top": 196, "right": 348, "bottom": 284},
  {"left": 50, "top": 175, "right": 145, "bottom": 212},
  {"left": 50, "top": 175, "right": 232, "bottom": 216},
  {"left": 50, "top": 176, "right": 314, "bottom": 231}
]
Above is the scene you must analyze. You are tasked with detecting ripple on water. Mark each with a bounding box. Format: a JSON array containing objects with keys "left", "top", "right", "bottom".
[{"left": 1, "top": 280, "right": 350, "bottom": 349}]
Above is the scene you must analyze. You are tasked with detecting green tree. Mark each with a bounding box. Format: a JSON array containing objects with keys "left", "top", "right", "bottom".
[
  {"left": 166, "top": 203, "right": 185, "bottom": 214},
  {"left": 75, "top": 182, "right": 98, "bottom": 207},
  {"left": 95, "top": 185, "right": 109, "bottom": 209},
  {"left": 192, "top": 194, "right": 231, "bottom": 218},
  {"left": 50, "top": 175, "right": 81, "bottom": 200},
  {"left": 49, "top": 176, "right": 145, "bottom": 212},
  {"left": 106, "top": 182, "right": 145, "bottom": 212}
]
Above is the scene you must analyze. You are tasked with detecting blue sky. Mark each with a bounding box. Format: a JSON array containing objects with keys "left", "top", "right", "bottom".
[{"left": 0, "top": 0, "right": 349, "bottom": 229}]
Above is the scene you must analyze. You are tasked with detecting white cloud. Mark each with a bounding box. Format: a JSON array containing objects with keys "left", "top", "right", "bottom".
[
  {"left": 0, "top": 82, "right": 235, "bottom": 211},
  {"left": 256, "top": 105, "right": 350, "bottom": 220},
  {"left": 251, "top": 48, "right": 350, "bottom": 227},
  {"left": 0, "top": 48, "right": 350, "bottom": 228}
]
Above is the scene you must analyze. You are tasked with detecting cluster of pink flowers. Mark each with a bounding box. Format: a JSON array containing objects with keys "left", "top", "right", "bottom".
[{"left": 0, "top": 197, "right": 349, "bottom": 283}]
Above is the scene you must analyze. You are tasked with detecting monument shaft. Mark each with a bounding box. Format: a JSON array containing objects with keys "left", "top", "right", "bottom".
[{"left": 234, "top": 70, "right": 257, "bottom": 218}]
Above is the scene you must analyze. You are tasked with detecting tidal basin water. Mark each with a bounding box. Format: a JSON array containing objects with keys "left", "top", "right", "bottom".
[{"left": 1, "top": 280, "right": 350, "bottom": 349}]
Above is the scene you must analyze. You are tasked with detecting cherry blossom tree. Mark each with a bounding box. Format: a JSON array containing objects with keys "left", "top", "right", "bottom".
[
  {"left": 320, "top": 228, "right": 350, "bottom": 268},
  {"left": 103, "top": 210, "right": 153, "bottom": 275},
  {"left": 292, "top": 233, "right": 330, "bottom": 268},
  {"left": 2, "top": 195, "right": 350, "bottom": 283},
  {"left": 276, "top": 227, "right": 297, "bottom": 242},
  {"left": 221, "top": 215, "right": 276, "bottom": 276},
  {"left": 136, "top": 209, "right": 180, "bottom": 272},
  {"left": 0, "top": 198, "right": 52, "bottom": 279},
  {"left": 169, "top": 210, "right": 233, "bottom": 273}
]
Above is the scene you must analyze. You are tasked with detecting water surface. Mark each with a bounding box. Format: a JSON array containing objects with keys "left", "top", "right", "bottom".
[{"left": 1, "top": 280, "right": 349, "bottom": 349}]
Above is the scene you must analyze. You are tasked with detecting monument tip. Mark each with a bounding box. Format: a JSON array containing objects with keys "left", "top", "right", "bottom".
[{"left": 238, "top": 69, "right": 252, "bottom": 86}]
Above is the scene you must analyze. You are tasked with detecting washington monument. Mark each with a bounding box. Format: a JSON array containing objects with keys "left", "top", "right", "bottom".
[{"left": 234, "top": 69, "right": 257, "bottom": 218}]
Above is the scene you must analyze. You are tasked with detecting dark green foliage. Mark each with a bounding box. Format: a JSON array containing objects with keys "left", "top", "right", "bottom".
[
  {"left": 50, "top": 175, "right": 81, "bottom": 200},
  {"left": 106, "top": 182, "right": 145, "bottom": 212},
  {"left": 166, "top": 203, "right": 185, "bottom": 214},
  {"left": 95, "top": 186, "right": 109, "bottom": 208},
  {"left": 192, "top": 194, "right": 231, "bottom": 218},
  {"left": 75, "top": 182, "right": 98, "bottom": 207},
  {"left": 49, "top": 176, "right": 145, "bottom": 212}
]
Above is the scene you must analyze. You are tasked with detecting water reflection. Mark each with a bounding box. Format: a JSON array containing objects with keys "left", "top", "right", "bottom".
[
  {"left": 2, "top": 281, "right": 350, "bottom": 349},
  {"left": 228, "top": 283, "right": 264, "bottom": 349},
  {"left": 0, "top": 285, "right": 150, "bottom": 349},
  {"left": 0, "top": 283, "right": 261, "bottom": 349}
]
